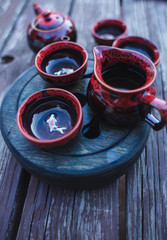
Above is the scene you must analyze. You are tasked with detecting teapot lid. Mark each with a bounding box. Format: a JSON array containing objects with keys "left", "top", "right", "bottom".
[{"left": 33, "top": 3, "right": 64, "bottom": 30}]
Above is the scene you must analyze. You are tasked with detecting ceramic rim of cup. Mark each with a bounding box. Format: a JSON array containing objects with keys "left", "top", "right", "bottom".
[
  {"left": 35, "top": 41, "right": 88, "bottom": 78},
  {"left": 16, "top": 88, "right": 83, "bottom": 147},
  {"left": 93, "top": 47, "right": 157, "bottom": 94}
]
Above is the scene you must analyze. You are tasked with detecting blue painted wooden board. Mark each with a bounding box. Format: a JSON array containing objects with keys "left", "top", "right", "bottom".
[{"left": 0, "top": 60, "right": 150, "bottom": 188}]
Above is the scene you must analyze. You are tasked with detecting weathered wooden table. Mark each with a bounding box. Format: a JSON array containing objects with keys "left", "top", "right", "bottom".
[{"left": 0, "top": 0, "right": 167, "bottom": 239}]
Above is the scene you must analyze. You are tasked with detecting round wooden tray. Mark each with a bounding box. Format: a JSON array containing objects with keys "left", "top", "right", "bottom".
[{"left": 0, "top": 60, "right": 150, "bottom": 188}]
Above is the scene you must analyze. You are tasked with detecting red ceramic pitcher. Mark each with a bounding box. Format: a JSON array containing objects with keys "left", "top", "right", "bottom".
[{"left": 87, "top": 46, "right": 167, "bottom": 130}]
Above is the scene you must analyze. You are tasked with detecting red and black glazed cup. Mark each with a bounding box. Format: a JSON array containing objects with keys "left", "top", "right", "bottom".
[
  {"left": 35, "top": 41, "right": 88, "bottom": 86},
  {"left": 16, "top": 88, "right": 83, "bottom": 148},
  {"left": 92, "top": 19, "right": 128, "bottom": 45},
  {"left": 112, "top": 36, "right": 160, "bottom": 68}
]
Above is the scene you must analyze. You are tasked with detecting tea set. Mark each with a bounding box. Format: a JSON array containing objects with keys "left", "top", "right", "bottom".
[{"left": 16, "top": 2, "right": 167, "bottom": 148}]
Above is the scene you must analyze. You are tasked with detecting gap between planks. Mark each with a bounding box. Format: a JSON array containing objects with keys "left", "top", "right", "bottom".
[{"left": 119, "top": 175, "right": 126, "bottom": 240}]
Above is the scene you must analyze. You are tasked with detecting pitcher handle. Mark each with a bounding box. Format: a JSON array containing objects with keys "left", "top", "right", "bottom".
[{"left": 140, "top": 92, "right": 167, "bottom": 130}]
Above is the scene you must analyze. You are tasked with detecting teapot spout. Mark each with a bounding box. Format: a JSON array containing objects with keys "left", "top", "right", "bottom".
[{"left": 33, "top": 3, "right": 43, "bottom": 15}]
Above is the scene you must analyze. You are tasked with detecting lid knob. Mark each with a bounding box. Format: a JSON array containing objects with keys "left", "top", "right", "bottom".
[{"left": 42, "top": 9, "right": 52, "bottom": 21}]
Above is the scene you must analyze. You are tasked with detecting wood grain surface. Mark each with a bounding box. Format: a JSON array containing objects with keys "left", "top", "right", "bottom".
[
  {"left": 0, "top": 0, "right": 167, "bottom": 240},
  {"left": 123, "top": 1, "right": 167, "bottom": 239}
]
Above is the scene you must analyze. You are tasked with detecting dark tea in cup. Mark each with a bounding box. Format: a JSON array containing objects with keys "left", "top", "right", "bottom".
[
  {"left": 41, "top": 49, "right": 83, "bottom": 76},
  {"left": 112, "top": 36, "right": 160, "bottom": 68},
  {"left": 102, "top": 63, "right": 146, "bottom": 91}
]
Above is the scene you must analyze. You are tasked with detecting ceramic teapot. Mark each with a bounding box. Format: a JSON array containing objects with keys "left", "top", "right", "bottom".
[
  {"left": 87, "top": 46, "right": 167, "bottom": 130},
  {"left": 27, "top": 3, "right": 77, "bottom": 52}
]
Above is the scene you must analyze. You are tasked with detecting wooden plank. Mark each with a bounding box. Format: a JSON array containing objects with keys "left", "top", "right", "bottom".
[
  {"left": 122, "top": 0, "right": 167, "bottom": 239},
  {"left": 146, "top": 2, "right": 167, "bottom": 239},
  {"left": 16, "top": 177, "right": 76, "bottom": 240},
  {"left": 119, "top": 175, "right": 126, "bottom": 240},
  {"left": 122, "top": 1, "right": 150, "bottom": 239},
  {"left": 0, "top": 0, "right": 27, "bottom": 99},
  {"left": 0, "top": 136, "right": 20, "bottom": 240},
  {"left": 17, "top": 178, "right": 119, "bottom": 240},
  {"left": 0, "top": 0, "right": 28, "bottom": 53},
  {"left": 0, "top": 1, "right": 30, "bottom": 239},
  {"left": 0, "top": 0, "right": 73, "bottom": 239},
  {"left": 70, "top": 182, "right": 119, "bottom": 240},
  {"left": 0, "top": 135, "right": 30, "bottom": 240}
]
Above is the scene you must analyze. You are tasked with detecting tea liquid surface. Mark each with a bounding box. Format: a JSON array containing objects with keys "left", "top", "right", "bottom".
[
  {"left": 102, "top": 63, "right": 146, "bottom": 91},
  {"left": 42, "top": 49, "right": 82, "bottom": 75},
  {"left": 120, "top": 42, "right": 154, "bottom": 61},
  {"left": 97, "top": 25, "right": 123, "bottom": 39},
  {"left": 26, "top": 100, "right": 76, "bottom": 140}
]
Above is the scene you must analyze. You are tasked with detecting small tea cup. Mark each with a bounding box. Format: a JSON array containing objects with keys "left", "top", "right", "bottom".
[
  {"left": 87, "top": 46, "right": 167, "bottom": 130},
  {"left": 35, "top": 41, "right": 88, "bottom": 86},
  {"left": 92, "top": 19, "right": 128, "bottom": 45},
  {"left": 16, "top": 88, "right": 83, "bottom": 148},
  {"left": 112, "top": 35, "right": 160, "bottom": 68}
]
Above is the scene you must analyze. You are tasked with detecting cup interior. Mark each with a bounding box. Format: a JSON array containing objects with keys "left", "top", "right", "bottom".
[
  {"left": 41, "top": 48, "right": 83, "bottom": 76},
  {"left": 94, "top": 47, "right": 156, "bottom": 93},
  {"left": 17, "top": 89, "right": 82, "bottom": 146},
  {"left": 112, "top": 36, "right": 160, "bottom": 67},
  {"left": 35, "top": 42, "right": 87, "bottom": 77},
  {"left": 92, "top": 19, "right": 127, "bottom": 44},
  {"left": 23, "top": 96, "right": 77, "bottom": 140},
  {"left": 95, "top": 20, "right": 126, "bottom": 39}
]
